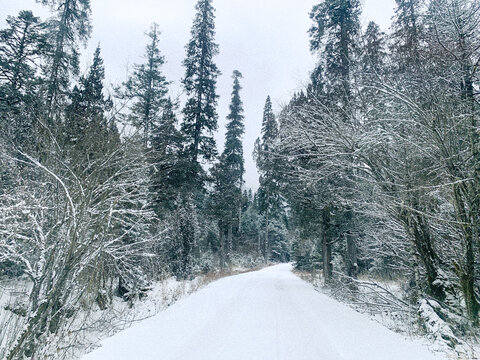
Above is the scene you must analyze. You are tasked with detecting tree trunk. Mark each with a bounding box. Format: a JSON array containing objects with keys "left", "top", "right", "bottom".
[
  {"left": 238, "top": 202, "right": 242, "bottom": 234},
  {"left": 461, "top": 33, "right": 480, "bottom": 325},
  {"left": 345, "top": 231, "right": 358, "bottom": 279},
  {"left": 401, "top": 209, "right": 446, "bottom": 301},
  {"left": 265, "top": 208, "right": 269, "bottom": 264},
  {"left": 411, "top": 249, "right": 421, "bottom": 302},
  {"left": 227, "top": 211, "right": 233, "bottom": 267},
  {"left": 322, "top": 208, "right": 332, "bottom": 284},
  {"left": 258, "top": 233, "right": 262, "bottom": 258},
  {"left": 219, "top": 223, "right": 225, "bottom": 271},
  {"left": 462, "top": 237, "right": 479, "bottom": 325},
  {"left": 452, "top": 186, "right": 480, "bottom": 324}
]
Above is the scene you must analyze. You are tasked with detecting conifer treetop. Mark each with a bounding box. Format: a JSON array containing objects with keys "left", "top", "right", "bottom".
[{"left": 181, "top": 0, "right": 221, "bottom": 164}]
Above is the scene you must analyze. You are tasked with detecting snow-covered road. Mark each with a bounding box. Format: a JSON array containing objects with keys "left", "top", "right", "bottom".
[{"left": 82, "top": 264, "right": 444, "bottom": 360}]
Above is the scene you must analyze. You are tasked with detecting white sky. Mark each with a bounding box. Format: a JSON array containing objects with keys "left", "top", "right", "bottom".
[{"left": 1, "top": 0, "right": 395, "bottom": 190}]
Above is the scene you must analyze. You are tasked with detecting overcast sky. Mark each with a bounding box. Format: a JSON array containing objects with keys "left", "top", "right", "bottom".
[{"left": 1, "top": 0, "right": 395, "bottom": 190}]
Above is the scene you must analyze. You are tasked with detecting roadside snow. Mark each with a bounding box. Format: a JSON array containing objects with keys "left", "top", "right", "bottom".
[
  {"left": 76, "top": 276, "right": 203, "bottom": 358},
  {"left": 82, "top": 264, "right": 445, "bottom": 360}
]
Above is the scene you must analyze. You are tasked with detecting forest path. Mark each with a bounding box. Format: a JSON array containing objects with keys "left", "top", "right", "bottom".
[{"left": 82, "top": 264, "right": 443, "bottom": 360}]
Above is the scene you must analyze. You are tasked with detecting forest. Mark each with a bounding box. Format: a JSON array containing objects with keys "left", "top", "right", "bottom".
[{"left": 0, "top": 0, "right": 480, "bottom": 358}]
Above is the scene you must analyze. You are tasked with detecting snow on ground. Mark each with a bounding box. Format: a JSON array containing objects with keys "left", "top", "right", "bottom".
[
  {"left": 82, "top": 263, "right": 445, "bottom": 360},
  {"left": 0, "top": 274, "right": 205, "bottom": 359},
  {"left": 75, "top": 276, "right": 204, "bottom": 358}
]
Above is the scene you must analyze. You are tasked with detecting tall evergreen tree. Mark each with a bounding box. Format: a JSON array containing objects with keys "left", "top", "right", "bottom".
[
  {"left": 223, "top": 70, "right": 245, "bottom": 191},
  {"left": 309, "top": 0, "right": 361, "bottom": 105},
  {"left": 123, "top": 23, "right": 169, "bottom": 147},
  {"left": 362, "top": 21, "right": 387, "bottom": 75},
  {"left": 66, "top": 45, "right": 110, "bottom": 126},
  {"left": 119, "top": 24, "right": 186, "bottom": 214},
  {"left": 0, "top": 11, "right": 47, "bottom": 101},
  {"left": 211, "top": 70, "right": 245, "bottom": 267},
  {"left": 181, "top": 0, "right": 220, "bottom": 169},
  {"left": 0, "top": 10, "right": 48, "bottom": 151},
  {"left": 391, "top": 0, "right": 423, "bottom": 64},
  {"left": 39, "top": 0, "right": 92, "bottom": 112},
  {"left": 360, "top": 21, "right": 387, "bottom": 123},
  {"left": 259, "top": 96, "right": 278, "bottom": 160},
  {"left": 307, "top": 0, "right": 363, "bottom": 279},
  {"left": 64, "top": 45, "right": 116, "bottom": 172},
  {"left": 149, "top": 97, "right": 185, "bottom": 213},
  {"left": 255, "top": 96, "right": 282, "bottom": 262}
]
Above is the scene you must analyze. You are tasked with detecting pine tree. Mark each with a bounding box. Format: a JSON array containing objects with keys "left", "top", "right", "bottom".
[
  {"left": 119, "top": 24, "right": 189, "bottom": 214},
  {"left": 362, "top": 21, "right": 387, "bottom": 75},
  {"left": 360, "top": 21, "right": 387, "bottom": 122},
  {"left": 211, "top": 70, "right": 245, "bottom": 266},
  {"left": 259, "top": 96, "right": 278, "bottom": 159},
  {"left": 223, "top": 70, "right": 245, "bottom": 189},
  {"left": 308, "top": 64, "right": 325, "bottom": 97},
  {"left": 64, "top": 45, "right": 115, "bottom": 172},
  {"left": 149, "top": 97, "right": 185, "bottom": 213},
  {"left": 255, "top": 96, "right": 282, "bottom": 262},
  {"left": 39, "top": 0, "right": 92, "bottom": 112},
  {"left": 309, "top": 0, "right": 361, "bottom": 104},
  {"left": 181, "top": 0, "right": 220, "bottom": 169},
  {"left": 123, "top": 23, "right": 169, "bottom": 147},
  {"left": 391, "top": 0, "right": 423, "bottom": 64},
  {"left": 0, "top": 10, "right": 48, "bottom": 151},
  {"left": 308, "top": 0, "right": 362, "bottom": 278},
  {"left": 0, "top": 11, "right": 47, "bottom": 100},
  {"left": 67, "top": 45, "right": 110, "bottom": 123}
]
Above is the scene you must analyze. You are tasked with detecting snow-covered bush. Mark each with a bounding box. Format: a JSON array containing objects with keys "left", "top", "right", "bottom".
[{"left": 0, "top": 136, "right": 160, "bottom": 359}]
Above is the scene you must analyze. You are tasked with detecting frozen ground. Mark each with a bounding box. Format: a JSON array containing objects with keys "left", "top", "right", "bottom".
[{"left": 82, "top": 263, "right": 445, "bottom": 360}]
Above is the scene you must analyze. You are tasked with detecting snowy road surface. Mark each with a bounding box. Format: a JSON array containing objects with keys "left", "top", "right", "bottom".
[{"left": 82, "top": 264, "right": 443, "bottom": 360}]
